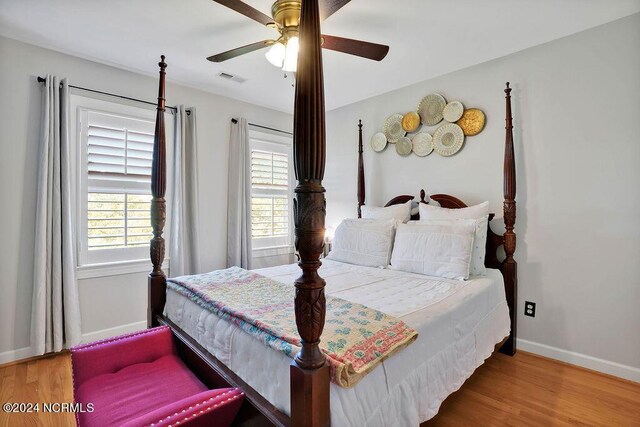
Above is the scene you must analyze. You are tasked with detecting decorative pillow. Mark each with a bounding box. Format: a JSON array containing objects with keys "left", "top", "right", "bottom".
[
  {"left": 361, "top": 200, "right": 412, "bottom": 223},
  {"left": 419, "top": 201, "right": 489, "bottom": 276},
  {"left": 390, "top": 221, "right": 476, "bottom": 280},
  {"left": 326, "top": 219, "right": 396, "bottom": 268}
]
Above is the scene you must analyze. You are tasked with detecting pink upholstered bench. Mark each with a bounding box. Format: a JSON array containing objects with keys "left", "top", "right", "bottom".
[{"left": 71, "top": 326, "right": 244, "bottom": 427}]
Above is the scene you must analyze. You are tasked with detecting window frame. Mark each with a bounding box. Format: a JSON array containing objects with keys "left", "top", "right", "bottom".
[
  {"left": 70, "top": 94, "right": 173, "bottom": 277},
  {"left": 248, "top": 127, "right": 294, "bottom": 256}
]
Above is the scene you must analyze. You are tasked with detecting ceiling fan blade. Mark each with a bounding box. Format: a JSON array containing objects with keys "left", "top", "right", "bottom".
[
  {"left": 319, "top": 0, "right": 351, "bottom": 21},
  {"left": 207, "top": 40, "right": 276, "bottom": 62},
  {"left": 212, "top": 0, "right": 276, "bottom": 27},
  {"left": 321, "top": 35, "right": 389, "bottom": 61}
]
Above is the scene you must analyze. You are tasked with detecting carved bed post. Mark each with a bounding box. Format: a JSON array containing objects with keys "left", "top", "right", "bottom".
[
  {"left": 148, "top": 56, "right": 168, "bottom": 328},
  {"left": 357, "top": 120, "right": 365, "bottom": 218},
  {"left": 290, "top": 0, "right": 331, "bottom": 426},
  {"left": 500, "top": 82, "right": 518, "bottom": 356},
  {"left": 358, "top": 120, "right": 365, "bottom": 218}
]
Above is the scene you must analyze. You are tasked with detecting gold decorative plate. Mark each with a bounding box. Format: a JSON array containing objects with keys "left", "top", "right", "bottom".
[
  {"left": 411, "top": 132, "right": 433, "bottom": 157},
  {"left": 457, "top": 108, "right": 486, "bottom": 136},
  {"left": 383, "top": 113, "right": 406, "bottom": 143},
  {"left": 418, "top": 93, "right": 446, "bottom": 126},
  {"left": 396, "top": 137, "right": 413, "bottom": 156},
  {"left": 370, "top": 132, "right": 387, "bottom": 152},
  {"left": 402, "top": 111, "right": 421, "bottom": 133},
  {"left": 443, "top": 101, "right": 464, "bottom": 123},
  {"left": 433, "top": 123, "right": 465, "bottom": 156}
]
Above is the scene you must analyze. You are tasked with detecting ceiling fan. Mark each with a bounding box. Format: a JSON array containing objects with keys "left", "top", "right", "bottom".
[{"left": 207, "top": 0, "right": 389, "bottom": 72}]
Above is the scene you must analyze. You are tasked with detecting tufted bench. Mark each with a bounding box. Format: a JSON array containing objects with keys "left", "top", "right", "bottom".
[{"left": 71, "top": 326, "right": 244, "bottom": 426}]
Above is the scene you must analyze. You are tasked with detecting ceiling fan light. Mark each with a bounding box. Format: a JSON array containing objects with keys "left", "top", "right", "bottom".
[
  {"left": 283, "top": 36, "right": 299, "bottom": 72},
  {"left": 265, "top": 42, "right": 285, "bottom": 68}
]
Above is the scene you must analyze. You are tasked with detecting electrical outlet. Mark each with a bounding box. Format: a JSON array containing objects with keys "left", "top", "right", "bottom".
[{"left": 524, "top": 301, "right": 536, "bottom": 317}]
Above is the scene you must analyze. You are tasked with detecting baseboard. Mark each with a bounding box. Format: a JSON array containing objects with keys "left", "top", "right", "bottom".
[
  {"left": 0, "top": 346, "right": 34, "bottom": 365},
  {"left": 81, "top": 320, "right": 147, "bottom": 343},
  {"left": 517, "top": 338, "right": 640, "bottom": 383}
]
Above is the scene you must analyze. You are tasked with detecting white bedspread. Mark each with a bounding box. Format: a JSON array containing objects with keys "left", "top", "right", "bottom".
[{"left": 165, "top": 260, "right": 510, "bottom": 426}]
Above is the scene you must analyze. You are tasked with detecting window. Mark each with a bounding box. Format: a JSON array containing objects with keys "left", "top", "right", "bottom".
[
  {"left": 249, "top": 128, "right": 293, "bottom": 251},
  {"left": 72, "top": 96, "right": 172, "bottom": 271}
]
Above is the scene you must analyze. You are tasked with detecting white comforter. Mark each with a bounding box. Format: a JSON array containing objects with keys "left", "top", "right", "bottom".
[{"left": 165, "top": 260, "right": 510, "bottom": 426}]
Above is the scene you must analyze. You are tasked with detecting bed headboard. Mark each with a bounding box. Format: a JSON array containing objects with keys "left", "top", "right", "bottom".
[{"left": 356, "top": 83, "right": 518, "bottom": 356}]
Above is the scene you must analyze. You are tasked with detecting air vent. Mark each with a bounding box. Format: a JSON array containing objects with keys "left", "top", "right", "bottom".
[{"left": 217, "top": 72, "right": 247, "bottom": 83}]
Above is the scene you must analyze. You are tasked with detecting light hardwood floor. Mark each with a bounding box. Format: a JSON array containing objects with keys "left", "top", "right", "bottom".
[{"left": 1, "top": 350, "right": 638, "bottom": 426}]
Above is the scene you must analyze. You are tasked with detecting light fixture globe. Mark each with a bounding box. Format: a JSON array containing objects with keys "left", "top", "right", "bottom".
[
  {"left": 265, "top": 42, "right": 286, "bottom": 67},
  {"left": 282, "top": 36, "right": 299, "bottom": 72}
]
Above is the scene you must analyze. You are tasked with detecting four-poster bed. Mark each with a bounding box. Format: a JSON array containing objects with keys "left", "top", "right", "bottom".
[{"left": 146, "top": 1, "right": 517, "bottom": 425}]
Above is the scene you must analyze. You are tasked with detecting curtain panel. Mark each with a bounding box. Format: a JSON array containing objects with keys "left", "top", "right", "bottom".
[
  {"left": 170, "top": 106, "right": 201, "bottom": 277},
  {"left": 227, "top": 118, "right": 252, "bottom": 269},
  {"left": 31, "top": 75, "right": 82, "bottom": 354}
]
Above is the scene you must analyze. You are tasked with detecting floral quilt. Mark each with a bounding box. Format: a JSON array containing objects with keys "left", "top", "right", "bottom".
[{"left": 167, "top": 267, "right": 418, "bottom": 388}]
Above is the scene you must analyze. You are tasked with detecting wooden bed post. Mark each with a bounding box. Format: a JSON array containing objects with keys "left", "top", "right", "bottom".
[
  {"left": 499, "top": 82, "right": 518, "bottom": 356},
  {"left": 290, "top": 0, "right": 331, "bottom": 426},
  {"left": 357, "top": 120, "right": 365, "bottom": 218},
  {"left": 148, "top": 55, "right": 168, "bottom": 328}
]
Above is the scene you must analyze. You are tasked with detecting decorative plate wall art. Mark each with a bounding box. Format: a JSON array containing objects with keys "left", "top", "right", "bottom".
[
  {"left": 370, "top": 132, "right": 388, "bottom": 152},
  {"left": 418, "top": 93, "right": 446, "bottom": 126},
  {"left": 433, "top": 123, "right": 465, "bottom": 156},
  {"left": 457, "top": 108, "right": 486, "bottom": 136},
  {"left": 411, "top": 132, "right": 433, "bottom": 157},
  {"left": 395, "top": 137, "right": 413, "bottom": 156},
  {"left": 443, "top": 101, "right": 464, "bottom": 123},
  {"left": 402, "top": 111, "right": 421, "bottom": 133},
  {"left": 383, "top": 113, "right": 406, "bottom": 143},
  {"left": 372, "top": 91, "right": 486, "bottom": 158}
]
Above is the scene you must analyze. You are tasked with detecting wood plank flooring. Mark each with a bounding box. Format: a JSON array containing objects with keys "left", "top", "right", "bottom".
[{"left": 1, "top": 350, "right": 638, "bottom": 426}]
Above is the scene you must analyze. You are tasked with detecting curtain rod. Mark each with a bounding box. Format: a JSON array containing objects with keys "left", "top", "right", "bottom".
[
  {"left": 231, "top": 118, "right": 293, "bottom": 136},
  {"left": 36, "top": 76, "right": 179, "bottom": 112}
]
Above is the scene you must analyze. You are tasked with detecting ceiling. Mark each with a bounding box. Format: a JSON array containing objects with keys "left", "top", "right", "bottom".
[{"left": 1, "top": 0, "right": 639, "bottom": 113}]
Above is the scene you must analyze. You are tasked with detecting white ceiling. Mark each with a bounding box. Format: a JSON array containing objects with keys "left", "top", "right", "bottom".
[{"left": 1, "top": 0, "right": 639, "bottom": 113}]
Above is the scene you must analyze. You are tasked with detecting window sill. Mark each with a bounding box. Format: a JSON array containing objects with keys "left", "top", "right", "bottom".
[
  {"left": 253, "top": 246, "right": 294, "bottom": 259},
  {"left": 77, "top": 258, "right": 169, "bottom": 280}
]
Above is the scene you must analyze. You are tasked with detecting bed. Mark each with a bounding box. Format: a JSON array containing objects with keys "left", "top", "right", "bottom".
[
  {"left": 165, "top": 260, "right": 509, "bottom": 426},
  {"left": 146, "top": 1, "right": 518, "bottom": 425}
]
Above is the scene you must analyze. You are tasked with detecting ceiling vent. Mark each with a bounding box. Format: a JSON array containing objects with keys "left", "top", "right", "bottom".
[{"left": 217, "top": 72, "right": 247, "bottom": 83}]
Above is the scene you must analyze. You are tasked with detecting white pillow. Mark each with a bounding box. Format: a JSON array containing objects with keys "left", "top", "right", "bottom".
[
  {"left": 390, "top": 221, "right": 476, "bottom": 280},
  {"left": 419, "top": 201, "right": 489, "bottom": 276},
  {"left": 327, "top": 219, "right": 396, "bottom": 268},
  {"left": 361, "top": 200, "right": 412, "bottom": 223}
]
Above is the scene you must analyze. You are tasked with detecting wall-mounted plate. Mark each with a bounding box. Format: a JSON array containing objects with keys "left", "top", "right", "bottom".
[
  {"left": 457, "top": 108, "right": 486, "bottom": 136},
  {"left": 411, "top": 132, "right": 433, "bottom": 157},
  {"left": 433, "top": 123, "right": 465, "bottom": 156},
  {"left": 418, "top": 93, "right": 446, "bottom": 126},
  {"left": 371, "top": 132, "right": 388, "bottom": 152},
  {"left": 396, "top": 137, "right": 413, "bottom": 156},
  {"left": 443, "top": 101, "right": 464, "bottom": 122},
  {"left": 383, "top": 113, "right": 406, "bottom": 143}
]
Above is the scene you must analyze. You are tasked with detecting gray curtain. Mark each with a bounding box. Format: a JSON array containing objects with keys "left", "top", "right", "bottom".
[
  {"left": 31, "top": 75, "right": 81, "bottom": 354},
  {"left": 227, "top": 118, "right": 252, "bottom": 269},
  {"left": 170, "top": 106, "right": 201, "bottom": 277}
]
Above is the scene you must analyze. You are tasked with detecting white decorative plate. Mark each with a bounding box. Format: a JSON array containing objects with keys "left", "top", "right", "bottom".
[
  {"left": 443, "top": 101, "right": 464, "bottom": 123},
  {"left": 370, "top": 132, "right": 388, "bottom": 152},
  {"left": 411, "top": 132, "right": 433, "bottom": 157},
  {"left": 383, "top": 114, "right": 406, "bottom": 143},
  {"left": 433, "top": 123, "right": 465, "bottom": 156},
  {"left": 396, "top": 137, "right": 412, "bottom": 156},
  {"left": 418, "top": 93, "right": 446, "bottom": 126}
]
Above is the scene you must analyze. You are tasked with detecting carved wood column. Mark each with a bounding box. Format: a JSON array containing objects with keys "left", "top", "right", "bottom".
[
  {"left": 290, "top": 0, "right": 331, "bottom": 426},
  {"left": 500, "top": 82, "right": 518, "bottom": 355},
  {"left": 357, "top": 120, "right": 365, "bottom": 218},
  {"left": 148, "top": 56, "right": 167, "bottom": 328}
]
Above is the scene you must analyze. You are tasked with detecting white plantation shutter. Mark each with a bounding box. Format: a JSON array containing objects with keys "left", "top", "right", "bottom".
[
  {"left": 79, "top": 109, "right": 157, "bottom": 265},
  {"left": 249, "top": 129, "right": 293, "bottom": 249}
]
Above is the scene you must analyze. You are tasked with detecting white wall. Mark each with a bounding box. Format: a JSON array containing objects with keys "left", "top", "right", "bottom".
[
  {"left": 325, "top": 14, "right": 640, "bottom": 380},
  {"left": 0, "top": 36, "right": 292, "bottom": 362}
]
